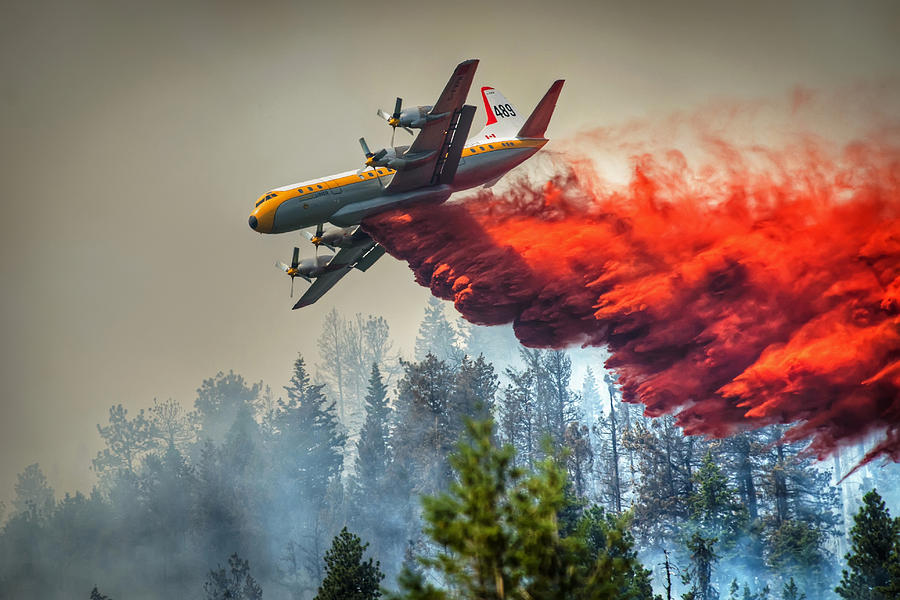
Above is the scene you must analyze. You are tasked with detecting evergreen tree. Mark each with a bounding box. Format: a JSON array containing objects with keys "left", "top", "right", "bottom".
[
  {"left": 270, "top": 355, "right": 346, "bottom": 508},
  {"left": 89, "top": 587, "right": 111, "bottom": 600},
  {"left": 448, "top": 354, "right": 498, "bottom": 442},
  {"left": 624, "top": 416, "right": 697, "bottom": 546},
  {"left": 780, "top": 578, "right": 805, "bottom": 600},
  {"left": 12, "top": 463, "right": 55, "bottom": 519},
  {"left": 564, "top": 422, "right": 594, "bottom": 499},
  {"left": 352, "top": 364, "right": 399, "bottom": 562},
  {"left": 194, "top": 371, "right": 262, "bottom": 444},
  {"left": 498, "top": 366, "right": 536, "bottom": 467},
  {"left": 148, "top": 397, "right": 195, "bottom": 450},
  {"left": 355, "top": 364, "right": 391, "bottom": 496},
  {"left": 388, "top": 418, "right": 656, "bottom": 600},
  {"left": 415, "top": 296, "right": 461, "bottom": 364},
  {"left": 92, "top": 405, "right": 155, "bottom": 480},
  {"left": 689, "top": 451, "right": 747, "bottom": 545},
  {"left": 581, "top": 367, "right": 602, "bottom": 425},
  {"left": 836, "top": 489, "right": 900, "bottom": 600},
  {"left": 204, "top": 553, "right": 263, "bottom": 600},
  {"left": 314, "top": 528, "right": 384, "bottom": 600},
  {"left": 682, "top": 532, "right": 719, "bottom": 600},
  {"left": 727, "top": 579, "right": 739, "bottom": 600},
  {"left": 391, "top": 355, "right": 457, "bottom": 496}
]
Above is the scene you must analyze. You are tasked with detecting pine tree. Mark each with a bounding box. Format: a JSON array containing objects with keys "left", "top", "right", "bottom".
[
  {"left": 314, "top": 528, "right": 384, "bottom": 600},
  {"left": 355, "top": 364, "right": 391, "bottom": 496},
  {"left": 12, "top": 463, "right": 55, "bottom": 519},
  {"left": 92, "top": 405, "right": 156, "bottom": 480},
  {"left": 415, "top": 296, "right": 460, "bottom": 364},
  {"left": 498, "top": 366, "right": 536, "bottom": 467},
  {"left": 388, "top": 418, "right": 656, "bottom": 600},
  {"left": 271, "top": 355, "right": 346, "bottom": 507},
  {"left": 689, "top": 451, "right": 747, "bottom": 545},
  {"left": 682, "top": 532, "right": 719, "bottom": 600},
  {"left": 204, "top": 553, "right": 263, "bottom": 600},
  {"left": 836, "top": 489, "right": 900, "bottom": 600},
  {"left": 352, "top": 364, "right": 397, "bottom": 561},
  {"left": 780, "top": 578, "right": 805, "bottom": 600},
  {"left": 194, "top": 371, "right": 262, "bottom": 444},
  {"left": 391, "top": 355, "right": 457, "bottom": 496},
  {"left": 448, "top": 354, "right": 498, "bottom": 442},
  {"left": 624, "top": 416, "right": 697, "bottom": 546}
]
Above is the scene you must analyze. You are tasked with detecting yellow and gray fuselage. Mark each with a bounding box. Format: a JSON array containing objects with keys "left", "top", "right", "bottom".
[{"left": 248, "top": 137, "right": 546, "bottom": 234}]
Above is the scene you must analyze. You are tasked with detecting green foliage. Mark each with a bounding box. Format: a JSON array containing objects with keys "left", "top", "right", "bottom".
[
  {"left": 836, "top": 489, "right": 900, "bottom": 600},
  {"left": 781, "top": 578, "right": 805, "bottom": 600},
  {"left": 204, "top": 553, "right": 263, "bottom": 600},
  {"left": 314, "top": 527, "right": 384, "bottom": 600},
  {"left": 682, "top": 532, "right": 718, "bottom": 600},
  {"left": 766, "top": 519, "right": 830, "bottom": 593},
  {"left": 689, "top": 451, "right": 747, "bottom": 544},
  {"left": 270, "top": 355, "right": 346, "bottom": 506},
  {"left": 389, "top": 418, "right": 655, "bottom": 600}
]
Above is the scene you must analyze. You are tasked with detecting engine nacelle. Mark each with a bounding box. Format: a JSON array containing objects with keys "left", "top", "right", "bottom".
[
  {"left": 396, "top": 105, "right": 433, "bottom": 129},
  {"left": 296, "top": 255, "right": 332, "bottom": 278}
]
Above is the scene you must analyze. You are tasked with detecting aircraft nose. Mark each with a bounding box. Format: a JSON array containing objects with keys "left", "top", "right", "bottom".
[{"left": 248, "top": 215, "right": 258, "bottom": 230}]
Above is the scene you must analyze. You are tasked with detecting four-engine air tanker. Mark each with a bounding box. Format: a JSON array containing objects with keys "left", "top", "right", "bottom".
[{"left": 248, "top": 59, "right": 563, "bottom": 308}]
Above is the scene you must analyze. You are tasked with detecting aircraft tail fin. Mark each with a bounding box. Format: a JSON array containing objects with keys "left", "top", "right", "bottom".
[
  {"left": 438, "top": 104, "right": 477, "bottom": 185},
  {"left": 471, "top": 87, "right": 525, "bottom": 142},
  {"left": 517, "top": 80, "right": 564, "bottom": 139}
]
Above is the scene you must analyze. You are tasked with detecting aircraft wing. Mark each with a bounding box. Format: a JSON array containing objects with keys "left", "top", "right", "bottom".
[
  {"left": 293, "top": 231, "right": 384, "bottom": 309},
  {"left": 385, "top": 59, "right": 479, "bottom": 194}
]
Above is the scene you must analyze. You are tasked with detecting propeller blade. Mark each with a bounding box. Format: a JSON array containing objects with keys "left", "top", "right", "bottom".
[
  {"left": 376, "top": 108, "right": 391, "bottom": 122},
  {"left": 392, "top": 97, "right": 402, "bottom": 119},
  {"left": 291, "top": 247, "right": 300, "bottom": 269},
  {"left": 359, "top": 137, "right": 372, "bottom": 157},
  {"left": 315, "top": 223, "right": 324, "bottom": 239},
  {"left": 290, "top": 276, "right": 294, "bottom": 298},
  {"left": 373, "top": 148, "right": 388, "bottom": 161},
  {"left": 391, "top": 127, "right": 395, "bottom": 147},
  {"left": 276, "top": 261, "right": 290, "bottom": 273}
]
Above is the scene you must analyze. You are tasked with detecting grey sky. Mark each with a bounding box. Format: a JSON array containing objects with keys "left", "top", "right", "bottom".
[{"left": 2, "top": 0, "right": 899, "bottom": 504}]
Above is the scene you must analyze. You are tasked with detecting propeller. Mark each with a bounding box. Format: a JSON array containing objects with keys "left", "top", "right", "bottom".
[
  {"left": 377, "top": 97, "right": 414, "bottom": 145},
  {"left": 358, "top": 137, "right": 387, "bottom": 187},
  {"left": 310, "top": 223, "right": 325, "bottom": 255},
  {"left": 275, "top": 247, "right": 302, "bottom": 297}
]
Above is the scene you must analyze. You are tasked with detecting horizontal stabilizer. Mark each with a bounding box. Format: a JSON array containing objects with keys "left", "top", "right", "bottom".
[{"left": 517, "top": 80, "right": 564, "bottom": 139}]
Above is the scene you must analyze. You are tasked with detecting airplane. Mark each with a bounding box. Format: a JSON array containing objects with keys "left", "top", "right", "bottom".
[{"left": 248, "top": 59, "right": 563, "bottom": 308}]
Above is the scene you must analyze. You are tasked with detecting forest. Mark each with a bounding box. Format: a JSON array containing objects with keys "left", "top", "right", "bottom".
[{"left": 2, "top": 298, "right": 899, "bottom": 600}]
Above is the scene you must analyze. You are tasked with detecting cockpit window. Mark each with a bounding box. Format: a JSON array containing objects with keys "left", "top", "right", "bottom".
[{"left": 255, "top": 192, "right": 277, "bottom": 207}]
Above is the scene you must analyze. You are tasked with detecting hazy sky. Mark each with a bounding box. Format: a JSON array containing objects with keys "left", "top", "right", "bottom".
[{"left": 2, "top": 0, "right": 899, "bottom": 504}]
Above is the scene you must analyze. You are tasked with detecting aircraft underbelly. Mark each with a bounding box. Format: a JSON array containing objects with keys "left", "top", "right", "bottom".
[
  {"left": 329, "top": 184, "right": 453, "bottom": 226},
  {"left": 452, "top": 147, "right": 536, "bottom": 191}
]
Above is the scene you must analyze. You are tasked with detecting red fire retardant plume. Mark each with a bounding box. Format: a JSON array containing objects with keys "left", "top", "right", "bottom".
[{"left": 362, "top": 109, "right": 900, "bottom": 466}]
